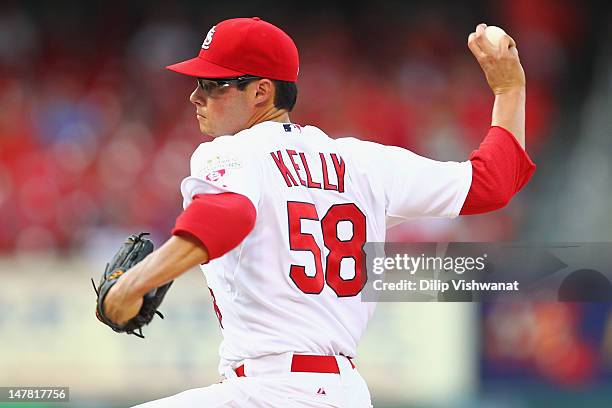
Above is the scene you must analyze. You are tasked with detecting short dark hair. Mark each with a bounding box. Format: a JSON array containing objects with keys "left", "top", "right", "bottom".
[
  {"left": 272, "top": 80, "right": 298, "bottom": 112},
  {"left": 237, "top": 79, "right": 298, "bottom": 112}
]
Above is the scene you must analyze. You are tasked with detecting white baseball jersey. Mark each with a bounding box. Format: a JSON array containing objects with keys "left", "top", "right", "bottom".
[{"left": 180, "top": 121, "right": 472, "bottom": 375}]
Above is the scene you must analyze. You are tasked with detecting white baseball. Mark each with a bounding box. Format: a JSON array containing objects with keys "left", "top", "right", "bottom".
[{"left": 484, "top": 26, "right": 508, "bottom": 48}]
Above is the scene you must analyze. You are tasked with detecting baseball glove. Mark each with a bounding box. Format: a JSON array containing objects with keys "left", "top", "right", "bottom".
[{"left": 92, "top": 232, "right": 173, "bottom": 338}]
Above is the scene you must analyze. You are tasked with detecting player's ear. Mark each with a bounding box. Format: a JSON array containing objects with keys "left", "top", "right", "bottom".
[{"left": 252, "top": 79, "right": 275, "bottom": 107}]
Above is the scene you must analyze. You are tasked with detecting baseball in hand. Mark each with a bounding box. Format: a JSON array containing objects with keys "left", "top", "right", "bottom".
[{"left": 484, "top": 26, "right": 508, "bottom": 48}]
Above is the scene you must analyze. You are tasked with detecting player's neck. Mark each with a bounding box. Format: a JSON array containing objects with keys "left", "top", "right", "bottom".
[{"left": 248, "top": 107, "right": 291, "bottom": 129}]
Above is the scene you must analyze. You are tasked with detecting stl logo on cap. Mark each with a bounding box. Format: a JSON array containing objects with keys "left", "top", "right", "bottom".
[{"left": 201, "top": 26, "right": 216, "bottom": 50}]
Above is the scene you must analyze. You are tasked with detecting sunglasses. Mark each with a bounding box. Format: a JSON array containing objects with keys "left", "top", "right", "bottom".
[{"left": 196, "top": 75, "right": 261, "bottom": 96}]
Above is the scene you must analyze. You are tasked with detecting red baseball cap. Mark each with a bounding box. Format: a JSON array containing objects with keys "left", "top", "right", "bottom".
[{"left": 166, "top": 17, "right": 299, "bottom": 82}]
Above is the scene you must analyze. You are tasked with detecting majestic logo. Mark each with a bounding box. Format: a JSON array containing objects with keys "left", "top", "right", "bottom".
[{"left": 202, "top": 26, "right": 216, "bottom": 50}]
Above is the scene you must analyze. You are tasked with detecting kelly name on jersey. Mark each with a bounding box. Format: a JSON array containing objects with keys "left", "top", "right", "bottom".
[{"left": 270, "top": 149, "right": 346, "bottom": 193}]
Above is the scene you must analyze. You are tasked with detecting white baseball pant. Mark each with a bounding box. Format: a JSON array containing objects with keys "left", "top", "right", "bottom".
[{"left": 132, "top": 353, "right": 373, "bottom": 407}]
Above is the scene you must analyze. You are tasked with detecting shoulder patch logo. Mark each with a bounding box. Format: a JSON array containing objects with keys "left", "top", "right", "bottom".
[
  {"left": 202, "top": 26, "right": 216, "bottom": 50},
  {"left": 203, "top": 154, "right": 242, "bottom": 173},
  {"left": 201, "top": 153, "right": 242, "bottom": 186},
  {"left": 205, "top": 169, "right": 226, "bottom": 182}
]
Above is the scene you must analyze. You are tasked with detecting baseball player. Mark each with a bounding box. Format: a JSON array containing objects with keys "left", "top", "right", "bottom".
[{"left": 101, "top": 17, "right": 535, "bottom": 407}]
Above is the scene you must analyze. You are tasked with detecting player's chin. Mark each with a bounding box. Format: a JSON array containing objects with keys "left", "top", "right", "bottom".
[
  {"left": 197, "top": 119, "right": 212, "bottom": 135},
  {"left": 200, "top": 126, "right": 221, "bottom": 137},
  {"left": 199, "top": 123, "right": 226, "bottom": 138},
  {"left": 198, "top": 123, "right": 208, "bottom": 134}
]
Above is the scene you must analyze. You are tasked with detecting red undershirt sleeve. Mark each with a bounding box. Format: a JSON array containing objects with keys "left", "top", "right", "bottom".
[
  {"left": 460, "top": 126, "right": 536, "bottom": 215},
  {"left": 172, "top": 192, "right": 257, "bottom": 261}
]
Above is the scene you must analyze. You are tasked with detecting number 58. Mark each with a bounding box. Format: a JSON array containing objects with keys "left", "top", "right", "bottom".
[{"left": 287, "top": 202, "right": 367, "bottom": 297}]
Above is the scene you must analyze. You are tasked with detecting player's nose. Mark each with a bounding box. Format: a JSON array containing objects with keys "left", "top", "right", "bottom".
[{"left": 190, "top": 86, "right": 206, "bottom": 106}]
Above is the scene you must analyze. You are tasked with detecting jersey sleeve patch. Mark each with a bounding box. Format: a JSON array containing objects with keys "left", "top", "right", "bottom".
[
  {"left": 201, "top": 154, "right": 243, "bottom": 187},
  {"left": 181, "top": 141, "right": 260, "bottom": 210}
]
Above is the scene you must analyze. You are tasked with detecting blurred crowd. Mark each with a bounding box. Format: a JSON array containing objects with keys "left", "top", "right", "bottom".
[
  {"left": 0, "top": 1, "right": 584, "bottom": 253},
  {"left": 484, "top": 302, "right": 612, "bottom": 388}
]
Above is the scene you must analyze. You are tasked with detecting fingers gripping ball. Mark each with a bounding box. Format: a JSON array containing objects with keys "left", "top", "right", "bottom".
[
  {"left": 485, "top": 26, "right": 516, "bottom": 50},
  {"left": 92, "top": 232, "right": 173, "bottom": 338},
  {"left": 467, "top": 23, "right": 524, "bottom": 94},
  {"left": 485, "top": 26, "right": 509, "bottom": 49}
]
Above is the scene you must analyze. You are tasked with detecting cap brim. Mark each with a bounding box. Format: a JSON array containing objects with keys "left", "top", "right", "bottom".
[{"left": 165, "top": 56, "right": 246, "bottom": 78}]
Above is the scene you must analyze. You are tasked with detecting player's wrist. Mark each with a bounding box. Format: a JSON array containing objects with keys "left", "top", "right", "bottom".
[
  {"left": 108, "top": 269, "right": 145, "bottom": 304},
  {"left": 493, "top": 85, "right": 526, "bottom": 97}
]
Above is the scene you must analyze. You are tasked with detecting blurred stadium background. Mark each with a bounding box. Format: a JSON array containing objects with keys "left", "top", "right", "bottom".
[{"left": 0, "top": 0, "right": 611, "bottom": 407}]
